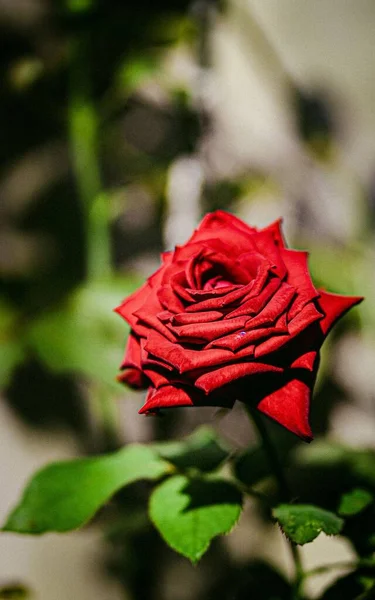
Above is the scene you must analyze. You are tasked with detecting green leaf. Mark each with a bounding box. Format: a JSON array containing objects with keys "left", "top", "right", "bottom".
[
  {"left": 26, "top": 278, "right": 138, "bottom": 387},
  {"left": 3, "top": 445, "right": 171, "bottom": 534},
  {"left": 153, "top": 426, "right": 230, "bottom": 472},
  {"left": 272, "top": 504, "right": 344, "bottom": 545},
  {"left": 339, "top": 488, "right": 374, "bottom": 516},
  {"left": 149, "top": 474, "right": 243, "bottom": 563}
]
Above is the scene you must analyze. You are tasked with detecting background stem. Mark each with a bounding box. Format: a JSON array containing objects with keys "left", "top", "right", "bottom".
[
  {"left": 66, "top": 0, "right": 118, "bottom": 451},
  {"left": 67, "top": 0, "right": 112, "bottom": 281},
  {"left": 245, "top": 405, "right": 304, "bottom": 599}
]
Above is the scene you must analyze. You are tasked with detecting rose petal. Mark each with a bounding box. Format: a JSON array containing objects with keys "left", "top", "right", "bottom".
[
  {"left": 173, "top": 238, "right": 236, "bottom": 263},
  {"left": 251, "top": 231, "right": 287, "bottom": 278},
  {"left": 187, "top": 284, "right": 241, "bottom": 299},
  {"left": 147, "top": 264, "right": 167, "bottom": 288},
  {"left": 171, "top": 316, "right": 249, "bottom": 343},
  {"left": 120, "top": 333, "right": 142, "bottom": 369},
  {"left": 256, "top": 376, "right": 314, "bottom": 441},
  {"left": 139, "top": 385, "right": 198, "bottom": 412},
  {"left": 246, "top": 282, "right": 295, "bottom": 329},
  {"left": 288, "top": 302, "right": 323, "bottom": 336},
  {"left": 185, "top": 251, "right": 203, "bottom": 288},
  {"left": 118, "top": 334, "right": 149, "bottom": 388},
  {"left": 157, "top": 285, "right": 185, "bottom": 313},
  {"left": 187, "top": 210, "right": 257, "bottom": 247},
  {"left": 195, "top": 362, "right": 283, "bottom": 393},
  {"left": 318, "top": 290, "right": 363, "bottom": 335},
  {"left": 140, "top": 339, "right": 174, "bottom": 371},
  {"left": 253, "top": 334, "right": 290, "bottom": 358},
  {"left": 117, "top": 368, "right": 148, "bottom": 388},
  {"left": 253, "top": 303, "right": 323, "bottom": 359},
  {"left": 142, "top": 367, "right": 181, "bottom": 389},
  {"left": 187, "top": 249, "right": 251, "bottom": 290},
  {"left": 144, "top": 331, "right": 254, "bottom": 373},
  {"left": 225, "top": 276, "right": 281, "bottom": 319},
  {"left": 166, "top": 268, "right": 195, "bottom": 302},
  {"left": 185, "top": 281, "right": 255, "bottom": 313},
  {"left": 157, "top": 310, "right": 173, "bottom": 323},
  {"left": 189, "top": 224, "right": 256, "bottom": 251},
  {"left": 161, "top": 250, "right": 174, "bottom": 264},
  {"left": 171, "top": 310, "right": 224, "bottom": 325},
  {"left": 246, "top": 260, "right": 273, "bottom": 298},
  {"left": 290, "top": 350, "right": 319, "bottom": 371},
  {"left": 114, "top": 281, "right": 152, "bottom": 329},
  {"left": 260, "top": 218, "right": 286, "bottom": 248},
  {"left": 236, "top": 252, "right": 271, "bottom": 279},
  {"left": 280, "top": 249, "right": 319, "bottom": 318},
  {"left": 139, "top": 384, "right": 234, "bottom": 413},
  {"left": 208, "top": 323, "right": 287, "bottom": 352},
  {"left": 134, "top": 292, "right": 177, "bottom": 342}
]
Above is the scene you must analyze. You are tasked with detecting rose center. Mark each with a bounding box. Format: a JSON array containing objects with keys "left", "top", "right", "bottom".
[{"left": 203, "top": 274, "right": 233, "bottom": 290}]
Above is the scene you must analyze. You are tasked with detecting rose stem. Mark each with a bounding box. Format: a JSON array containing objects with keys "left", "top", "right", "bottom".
[
  {"left": 245, "top": 405, "right": 304, "bottom": 599},
  {"left": 67, "top": 0, "right": 119, "bottom": 450}
]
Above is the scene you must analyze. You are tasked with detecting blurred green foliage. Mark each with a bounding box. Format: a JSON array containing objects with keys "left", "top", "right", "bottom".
[{"left": 0, "top": 0, "right": 373, "bottom": 599}]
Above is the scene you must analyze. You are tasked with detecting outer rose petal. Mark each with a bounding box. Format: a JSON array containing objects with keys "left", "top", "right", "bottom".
[
  {"left": 317, "top": 290, "right": 363, "bottom": 335},
  {"left": 134, "top": 291, "right": 176, "bottom": 342},
  {"left": 290, "top": 350, "right": 319, "bottom": 371},
  {"left": 114, "top": 281, "right": 152, "bottom": 329},
  {"left": 280, "top": 249, "right": 319, "bottom": 317},
  {"left": 260, "top": 218, "right": 286, "bottom": 248},
  {"left": 256, "top": 376, "right": 314, "bottom": 441},
  {"left": 139, "top": 384, "right": 234, "bottom": 414},
  {"left": 251, "top": 231, "right": 287, "bottom": 278},
  {"left": 157, "top": 285, "right": 185, "bottom": 313},
  {"left": 195, "top": 362, "right": 283, "bottom": 393},
  {"left": 118, "top": 334, "right": 148, "bottom": 389},
  {"left": 254, "top": 302, "right": 323, "bottom": 359},
  {"left": 117, "top": 368, "right": 147, "bottom": 388},
  {"left": 189, "top": 210, "right": 257, "bottom": 238},
  {"left": 187, "top": 211, "right": 258, "bottom": 252},
  {"left": 120, "top": 333, "right": 142, "bottom": 369}
]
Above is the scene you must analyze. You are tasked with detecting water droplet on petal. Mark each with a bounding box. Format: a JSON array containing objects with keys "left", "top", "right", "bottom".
[{"left": 236, "top": 330, "right": 246, "bottom": 339}]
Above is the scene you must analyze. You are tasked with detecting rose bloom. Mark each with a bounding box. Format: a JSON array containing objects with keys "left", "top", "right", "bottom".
[{"left": 115, "top": 211, "right": 362, "bottom": 440}]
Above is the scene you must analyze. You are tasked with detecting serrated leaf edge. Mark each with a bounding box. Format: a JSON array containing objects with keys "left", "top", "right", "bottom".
[{"left": 148, "top": 477, "right": 243, "bottom": 564}]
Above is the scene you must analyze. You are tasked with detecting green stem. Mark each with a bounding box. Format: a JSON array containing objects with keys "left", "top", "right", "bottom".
[
  {"left": 67, "top": 0, "right": 111, "bottom": 281},
  {"left": 66, "top": 0, "right": 118, "bottom": 451},
  {"left": 92, "top": 382, "right": 120, "bottom": 452},
  {"left": 245, "top": 406, "right": 304, "bottom": 599}
]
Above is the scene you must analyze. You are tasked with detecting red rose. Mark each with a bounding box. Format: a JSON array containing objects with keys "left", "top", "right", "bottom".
[{"left": 115, "top": 211, "right": 362, "bottom": 440}]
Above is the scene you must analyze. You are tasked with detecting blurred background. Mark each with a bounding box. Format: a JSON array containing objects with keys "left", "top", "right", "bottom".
[{"left": 0, "top": 0, "right": 374, "bottom": 598}]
